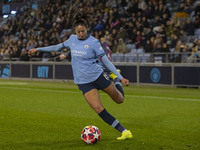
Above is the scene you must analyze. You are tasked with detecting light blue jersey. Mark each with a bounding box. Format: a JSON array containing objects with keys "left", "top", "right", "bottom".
[
  {"left": 37, "top": 34, "right": 123, "bottom": 84},
  {"left": 63, "top": 35, "right": 105, "bottom": 84}
]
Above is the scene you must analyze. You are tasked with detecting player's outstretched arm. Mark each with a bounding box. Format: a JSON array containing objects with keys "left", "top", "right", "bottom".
[
  {"left": 101, "top": 55, "right": 129, "bottom": 86},
  {"left": 28, "top": 48, "right": 37, "bottom": 56},
  {"left": 28, "top": 43, "right": 65, "bottom": 57}
]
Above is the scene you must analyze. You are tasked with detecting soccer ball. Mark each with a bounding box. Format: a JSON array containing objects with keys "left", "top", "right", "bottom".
[{"left": 81, "top": 125, "right": 101, "bottom": 144}]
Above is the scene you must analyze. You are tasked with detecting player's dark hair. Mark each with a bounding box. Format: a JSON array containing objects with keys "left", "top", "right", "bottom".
[{"left": 72, "top": 8, "right": 93, "bottom": 30}]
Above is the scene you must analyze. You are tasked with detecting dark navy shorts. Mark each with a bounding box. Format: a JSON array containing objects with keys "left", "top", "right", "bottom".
[{"left": 77, "top": 73, "right": 112, "bottom": 95}]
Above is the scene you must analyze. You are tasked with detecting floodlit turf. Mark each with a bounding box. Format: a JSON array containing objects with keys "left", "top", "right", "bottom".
[{"left": 0, "top": 80, "right": 200, "bottom": 150}]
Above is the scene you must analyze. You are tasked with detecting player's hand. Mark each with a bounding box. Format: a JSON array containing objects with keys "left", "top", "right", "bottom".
[
  {"left": 28, "top": 48, "right": 37, "bottom": 57},
  {"left": 121, "top": 78, "right": 129, "bottom": 86},
  {"left": 60, "top": 54, "right": 67, "bottom": 60}
]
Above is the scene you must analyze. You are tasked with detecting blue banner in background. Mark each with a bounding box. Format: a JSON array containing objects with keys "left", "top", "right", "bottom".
[
  {"left": 1, "top": 63, "right": 200, "bottom": 86},
  {"left": 32, "top": 64, "right": 53, "bottom": 79},
  {"left": 140, "top": 66, "right": 171, "bottom": 84},
  {"left": 115, "top": 65, "right": 137, "bottom": 83},
  {"left": 55, "top": 65, "right": 73, "bottom": 80},
  {"left": 11, "top": 64, "right": 30, "bottom": 78},
  {"left": 150, "top": 68, "right": 161, "bottom": 83},
  {"left": 37, "top": 66, "right": 49, "bottom": 78},
  {"left": 175, "top": 67, "right": 200, "bottom": 85},
  {"left": 0, "top": 64, "right": 10, "bottom": 78}
]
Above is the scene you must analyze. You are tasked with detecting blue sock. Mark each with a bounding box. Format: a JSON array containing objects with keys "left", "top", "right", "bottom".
[{"left": 98, "top": 109, "right": 125, "bottom": 133}]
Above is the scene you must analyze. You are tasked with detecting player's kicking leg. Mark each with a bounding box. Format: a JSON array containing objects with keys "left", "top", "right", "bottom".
[
  {"left": 108, "top": 70, "right": 133, "bottom": 140},
  {"left": 84, "top": 88, "right": 132, "bottom": 140},
  {"left": 102, "top": 83, "right": 133, "bottom": 140}
]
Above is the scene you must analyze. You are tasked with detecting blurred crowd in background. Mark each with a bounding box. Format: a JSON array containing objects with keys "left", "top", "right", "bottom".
[{"left": 0, "top": 0, "right": 200, "bottom": 63}]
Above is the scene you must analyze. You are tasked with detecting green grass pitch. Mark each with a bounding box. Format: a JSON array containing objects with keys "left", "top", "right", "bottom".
[{"left": 0, "top": 80, "right": 200, "bottom": 150}]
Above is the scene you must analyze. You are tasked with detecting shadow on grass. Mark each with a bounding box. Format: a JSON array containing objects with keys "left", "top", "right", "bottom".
[
  {"left": 0, "top": 137, "right": 135, "bottom": 150},
  {"left": 1, "top": 139, "right": 98, "bottom": 150}
]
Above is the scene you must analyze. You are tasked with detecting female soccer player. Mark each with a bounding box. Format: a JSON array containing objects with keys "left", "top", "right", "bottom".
[{"left": 28, "top": 8, "right": 132, "bottom": 140}]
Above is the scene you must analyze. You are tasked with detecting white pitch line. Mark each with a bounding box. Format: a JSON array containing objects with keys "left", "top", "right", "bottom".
[
  {"left": 0, "top": 82, "right": 28, "bottom": 85},
  {"left": 126, "top": 95, "right": 200, "bottom": 102},
  {"left": 0, "top": 86, "right": 79, "bottom": 94},
  {"left": 0, "top": 86, "right": 200, "bottom": 102}
]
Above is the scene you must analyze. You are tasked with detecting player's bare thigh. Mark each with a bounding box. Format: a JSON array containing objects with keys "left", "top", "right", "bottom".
[
  {"left": 102, "top": 82, "right": 124, "bottom": 104},
  {"left": 84, "top": 89, "right": 104, "bottom": 114}
]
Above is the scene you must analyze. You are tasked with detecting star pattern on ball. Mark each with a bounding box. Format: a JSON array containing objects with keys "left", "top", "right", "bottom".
[{"left": 81, "top": 125, "right": 101, "bottom": 144}]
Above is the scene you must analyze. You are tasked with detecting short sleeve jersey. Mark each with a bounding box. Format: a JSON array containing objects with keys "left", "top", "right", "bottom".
[{"left": 63, "top": 35, "right": 105, "bottom": 84}]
